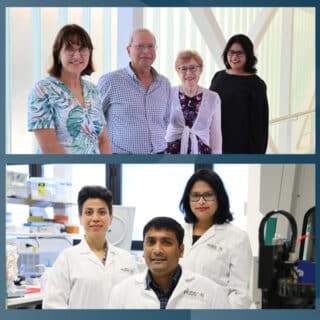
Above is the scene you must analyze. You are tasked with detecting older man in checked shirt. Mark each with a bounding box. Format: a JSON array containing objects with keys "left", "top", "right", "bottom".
[{"left": 97, "top": 28, "right": 171, "bottom": 154}]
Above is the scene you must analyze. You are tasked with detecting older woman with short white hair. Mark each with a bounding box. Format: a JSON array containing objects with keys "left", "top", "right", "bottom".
[{"left": 166, "top": 50, "right": 222, "bottom": 154}]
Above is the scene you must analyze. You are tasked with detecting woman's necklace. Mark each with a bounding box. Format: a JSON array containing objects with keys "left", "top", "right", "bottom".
[{"left": 180, "top": 85, "right": 201, "bottom": 97}]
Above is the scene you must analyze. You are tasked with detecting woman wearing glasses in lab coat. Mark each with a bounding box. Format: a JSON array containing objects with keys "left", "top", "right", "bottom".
[
  {"left": 43, "top": 186, "right": 137, "bottom": 309},
  {"left": 179, "top": 169, "right": 252, "bottom": 309}
]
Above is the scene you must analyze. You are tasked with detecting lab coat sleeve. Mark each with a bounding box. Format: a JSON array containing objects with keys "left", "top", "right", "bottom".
[
  {"left": 42, "top": 252, "right": 71, "bottom": 308},
  {"left": 228, "top": 233, "right": 253, "bottom": 308},
  {"left": 212, "top": 284, "right": 231, "bottom": 309}
]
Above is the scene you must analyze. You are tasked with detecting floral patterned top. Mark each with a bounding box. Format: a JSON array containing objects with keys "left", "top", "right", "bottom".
[
  {"left": 167, "top": 91, "right": 211, "bottom": 154},
  {"left": 28, "top": 76, "right": 106, "bottom": 154}
]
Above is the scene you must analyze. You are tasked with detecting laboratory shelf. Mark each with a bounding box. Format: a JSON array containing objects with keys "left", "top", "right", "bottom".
[
  {"left": 7, "top": 196, "right": 75, "bottom": 207},
  {"left": 6, "top": 233, "right": 76, "bottom": 246},
  {"left": 6, "top": 232, "right": 73, "bottom": 238}
]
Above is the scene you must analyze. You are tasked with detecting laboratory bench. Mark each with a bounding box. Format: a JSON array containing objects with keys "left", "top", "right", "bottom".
[{"left": 7, "top": 288, "right": 43, "bottom": 309}]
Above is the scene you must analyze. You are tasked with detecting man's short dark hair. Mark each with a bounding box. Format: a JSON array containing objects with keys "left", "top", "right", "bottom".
[{"left": 143, "top": 217, "right": 184, "bottom": 246}]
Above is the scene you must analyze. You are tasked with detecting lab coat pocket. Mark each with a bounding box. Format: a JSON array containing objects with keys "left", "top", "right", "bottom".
[
  {"left": 177, "top": 289, "right": 211, "bottom": 309},
  {"left": 112, "top": 266, "right": 135, "bottom": 285},
  {"left": 203, "top": 242, "right": 230, "bottom": 280}
]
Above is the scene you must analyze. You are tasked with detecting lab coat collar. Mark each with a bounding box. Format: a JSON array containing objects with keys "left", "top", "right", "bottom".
[
  {"left": 133, "top": 270, "right": 158, "bottom": 301},
  {"left": 136, "top": 266, "right": 195, "bottom": 288},
  {"left": 135, "top": 267, "right": 197, "bottom": 303},
  {"left": 135, "top": 269, "right": 149, "bottom": 285},
  {"left": 184, "top": 223, "right": 227, "bottom": 251},
  {"left": 169, "top": 269, "right": 198, "bottom": 301},
  {"left": 104, "top": 244, "right": 120, "bottom": 265},
  {"left": 77, "top": 237, "right": 92, "bottom": 254},
  {"left": 137, "top": 267, "right": 203, "bottom": 305},
  {"left": 77, "top": 238, "right": 115, "bottom": 269}
]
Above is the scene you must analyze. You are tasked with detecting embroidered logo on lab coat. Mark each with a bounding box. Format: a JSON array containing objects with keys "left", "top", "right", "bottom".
[
  {"left": 183, "top": 289, "right": 205, "bottom": 299},
  {"left": 206, "top": 243, "right": 223, "bottom": 251},
  {"left": 120, "top": 267, "right": 134, "bottom": 273}
]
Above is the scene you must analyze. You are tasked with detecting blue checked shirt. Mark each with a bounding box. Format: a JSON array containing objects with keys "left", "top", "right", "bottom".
[
  {"left": 146, "top": 265, "right": 182, "bottom": 309},
  {"left": 97, "top": 64, "right": 171, "bottom": 154}
]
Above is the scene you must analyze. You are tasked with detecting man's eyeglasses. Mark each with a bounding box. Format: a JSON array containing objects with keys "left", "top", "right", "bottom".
[
  {"left": 177, "top": 65, "right": 201, "bottom": 74},
  {"left": 189, "top": 192, "right": 216, "bottom": 202},
  {"left": 227, "top": 50, "right": 245, "bottom": 58},
  {"left": 64, "top": 47, "right": 90, "bottom": 57},
  {"left": 130, "top": 44, "right": 157, "bottom": 51}
]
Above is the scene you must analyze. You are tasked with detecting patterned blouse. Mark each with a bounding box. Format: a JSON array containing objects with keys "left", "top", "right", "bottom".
[
  {"left": 167, "top": 91, "right": 211, "bottom": 154},
  {"left": 28, "top": 76, "right": 106, "bottom": 154}
]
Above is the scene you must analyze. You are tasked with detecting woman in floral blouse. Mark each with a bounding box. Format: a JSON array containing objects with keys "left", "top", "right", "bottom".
[
  {"left": 28, "top": 24, "right": 111, "bottom": 154},
  {"left": 165, "top": 50, "right": 222, "bottom": 154}
]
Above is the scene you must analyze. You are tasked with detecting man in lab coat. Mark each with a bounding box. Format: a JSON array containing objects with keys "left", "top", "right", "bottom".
[{"left": 109, "top": 217, "right": 229, "bottom": 309}]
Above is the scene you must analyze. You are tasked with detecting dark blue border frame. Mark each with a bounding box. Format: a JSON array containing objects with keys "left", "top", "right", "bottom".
[
  {"left": 0, "top": 0, "right": 319, "bottom": 7},
  {"left": 0, "top": 1, "right": 319, "bottom": 320}
]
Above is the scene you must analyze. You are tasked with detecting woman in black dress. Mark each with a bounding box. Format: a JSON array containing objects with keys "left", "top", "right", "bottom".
[{"left": 209, "top": 34, "right": 269, "bottom": 154}]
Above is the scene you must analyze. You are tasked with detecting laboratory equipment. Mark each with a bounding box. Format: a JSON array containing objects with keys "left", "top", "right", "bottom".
[
  {"left": 258, "top": 209, "right": 315, "bottom": 308},
  {"left": 6, "top": 244, "right": 19, "bottom": 296},
  {"left": 107, "top": 206, "right": 135, "bottom": 251},
  {"left": 295, "top": 207, "right": 315, "bottom": 299},
  {"left": 298, "top": 206, "right": 315, "bottom": 262}
]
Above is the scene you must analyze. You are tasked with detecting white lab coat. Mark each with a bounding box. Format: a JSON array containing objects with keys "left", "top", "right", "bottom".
[
  {"left": 108, "top": 268, "right": 230, "bottom": 309},
  {"left": 42, "top": 238, "right": 137, "bottom": 309},
  {"left": 181, "top": 222, "right": 252, "bottom": 309}
]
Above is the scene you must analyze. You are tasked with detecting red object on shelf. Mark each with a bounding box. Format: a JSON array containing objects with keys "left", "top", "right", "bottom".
[
  {"left": 24, "top": 287, "right": 41, "bottom": 294},
  {"left": 54, "top": 215, "right": 68, "bottom": 225}
]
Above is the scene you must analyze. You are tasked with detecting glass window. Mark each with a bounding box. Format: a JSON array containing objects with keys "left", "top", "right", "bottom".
[
  {"left": 43, "top": 164, "right": 107, "bottom": 234},
  {"left": 6, "top": 165, "right": 30, "bottom": 229},
  {"left": 43, "top": 164, "right": 106, "bottom": 203},
  {"left": 122, "top": 164, "right": 194, "bottom": 240},
  {"left": 6, "top": 164, "right": 107, "bottom": 236},
  {"left": 214, "top": 164, "right": 249, "bottom": 231},
  {"left": 6, "top": 165, "right": 29, "bottom": 175},
  {"left": 6, "top": 7, "right": 117, "bottom": 154}
]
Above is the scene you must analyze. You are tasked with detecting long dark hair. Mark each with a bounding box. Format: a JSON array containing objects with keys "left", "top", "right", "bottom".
[
  {"left": 180, "top": 169, "right": 233, "bottom": 224},
  {"left": 223, "top": 34, "right": 257, "bottom": 73}
]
